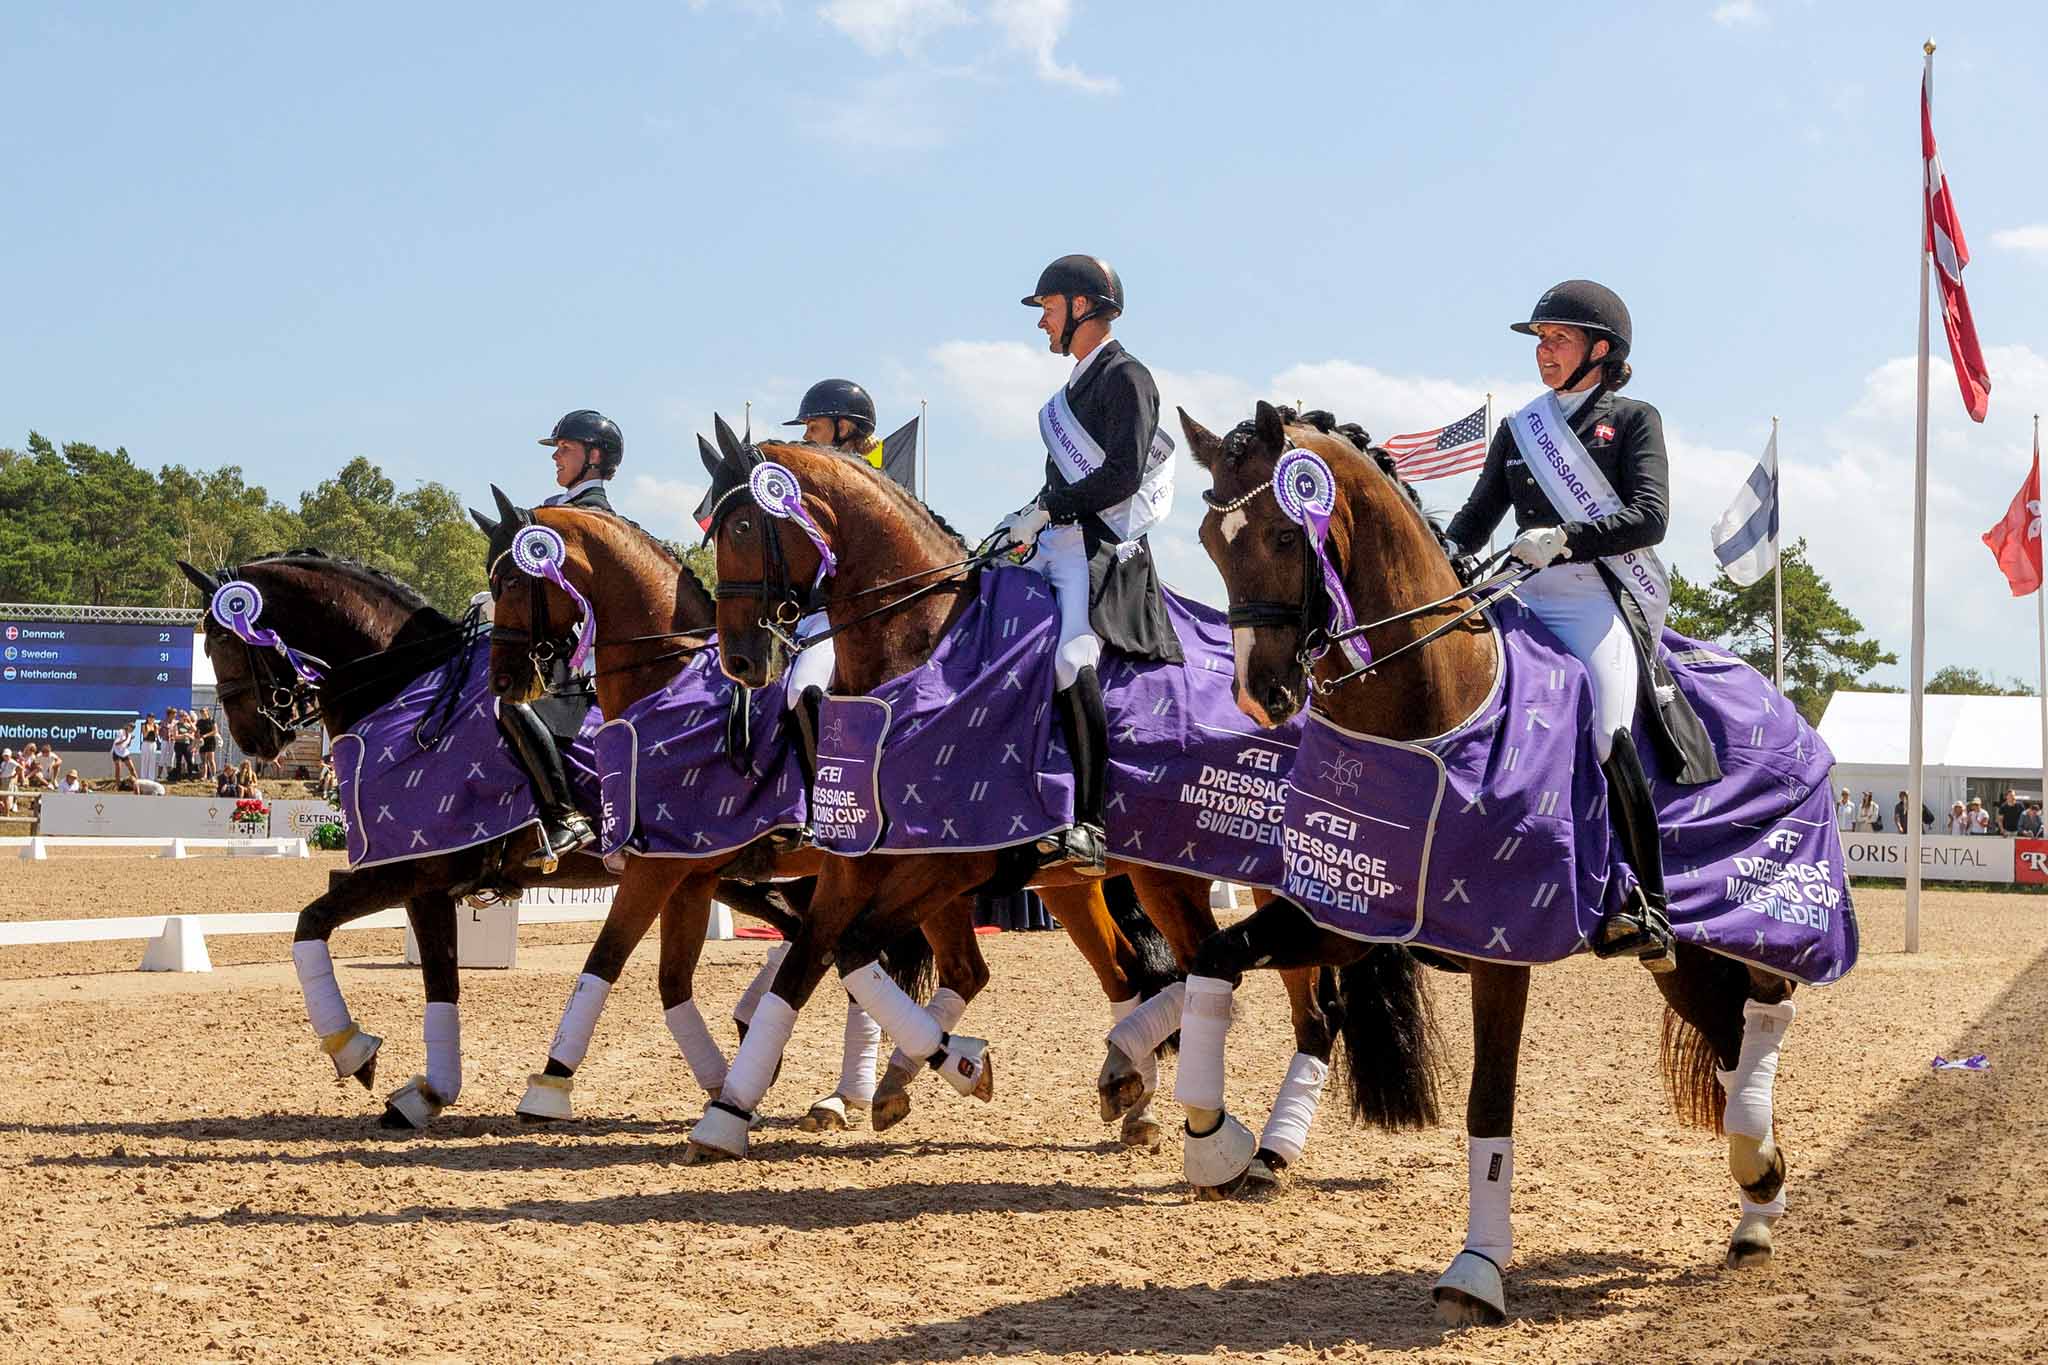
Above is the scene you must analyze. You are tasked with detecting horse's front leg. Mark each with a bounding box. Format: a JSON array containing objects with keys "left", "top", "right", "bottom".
[
  {"left": 381, "top": 890, "right": 462, "bottom": 1131},
  {"left": 290, "top": 861, "right": 425, "bottom": 1092},
  {"left": 863, "top": 896, "right": 988, "bottom": 1134},
  {"left": 1723, "top": 967, "right": 1797, "bottom": 1267},
  {"left": 1432, "top": 960, "right": 1530, "bottom": 1327},
  {"left": 838, "top": 872, "right": 995, "bottom": 1108}
]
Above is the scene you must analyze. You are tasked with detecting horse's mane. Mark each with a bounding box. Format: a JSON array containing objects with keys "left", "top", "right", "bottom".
[
  {"left": 257, "top": 548, "right": 447, "bottom": 620},
  {"left": 769, "top": 441, "right": 969, "bottom": 554},
  {"left": 1226, "top": 406, "right": 1456, "bottom": 555},
  {"left": 562, "top": 508, "right": 718, "bottom": 622}
]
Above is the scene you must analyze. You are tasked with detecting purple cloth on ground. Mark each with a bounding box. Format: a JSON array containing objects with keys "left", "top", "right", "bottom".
[
  {"left": 814, "top": 568, "right": 1302, "bottom": 887},
  {"left": 333, "top": 644, "right": 600, "bottom": 869},
  {"left": 1280, "top": 607, "right": 1857, "bottom": 985},
  {"left": 595, "top": 649, "right": 806, "bottom": 858}
]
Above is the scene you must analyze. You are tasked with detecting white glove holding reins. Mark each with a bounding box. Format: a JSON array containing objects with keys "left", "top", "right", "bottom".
[
  {"left": 999, "top": 501, "right": 1052, "bottom": 551},
  {"left": 1509, "top": 526, "right": 1571, "bottom": 569}
]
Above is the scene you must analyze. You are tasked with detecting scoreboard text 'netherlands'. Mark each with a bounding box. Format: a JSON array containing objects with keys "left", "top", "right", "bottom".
[{"left": 0, "top": 620, "right": 195, "bottom": 748}]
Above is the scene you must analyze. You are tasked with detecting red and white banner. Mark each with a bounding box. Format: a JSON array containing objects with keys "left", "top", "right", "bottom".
[
  {"left": 1981, "top": 443, "right": 2042, "bottom": 596},
  {"left": 1923, "top": 68, "right": 1991, "bottom": 422}
]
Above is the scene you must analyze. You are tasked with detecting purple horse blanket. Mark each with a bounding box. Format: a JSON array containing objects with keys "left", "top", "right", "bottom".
[
  {"left": 593, "top": 647, "right": 807, "bottom": 859},
  {"left": 813, "top": 567, "right": 1300, "bottom": 886},
  {"left": 332, "top": 644, "right": 600, "bottom": 869},
  {"left": 1280, "top": 606, "right": 1857, "bottom": 985}
]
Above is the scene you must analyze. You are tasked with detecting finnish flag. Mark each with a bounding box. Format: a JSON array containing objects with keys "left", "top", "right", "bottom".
[{"left": 1711, "top": 427, "right": 1779, "bottom": 587}]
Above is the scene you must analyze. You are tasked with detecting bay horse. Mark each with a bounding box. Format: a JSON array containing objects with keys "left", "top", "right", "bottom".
[
  {"left": 690, "top": 427, "right": 1437, "bottom": 1171},
  {"left": 1181, "top": 402, "right": 1800, "bottom": 1325},
  {"left": 478, "top": 493, "right": 1180, "bottom": 1142}
]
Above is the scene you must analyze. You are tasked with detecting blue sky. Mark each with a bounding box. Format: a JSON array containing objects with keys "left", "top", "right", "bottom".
[{"left": 5, "top": 1, "right": 2046, "bottom": 686}]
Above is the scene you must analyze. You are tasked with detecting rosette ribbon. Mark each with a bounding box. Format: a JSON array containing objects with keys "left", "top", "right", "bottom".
[
  {"left": 1271, "top": 449, "right": 1367, "bottom": 668},
  {"left": 508, "top": 524, "right": 596, "bottom": 672},
  {"left": 209, "top": 580, "right": 327, "bottom": 683},
  {"left": 750, "top": 462, "right": 838, "bottom": 589}
]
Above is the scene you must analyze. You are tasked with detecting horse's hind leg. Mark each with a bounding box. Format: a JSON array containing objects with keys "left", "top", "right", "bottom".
[
  {"left": 381, "top": 889, "right": 461, "bottom": 1131},
  {"left": 1037, "top": 880, "right": 1164, "bottom": 1144},
  {"left": 1658, "top": 947, "right": 1798, "bottom": 1267},
  {"left": 864, "top": 897, "right": 985, "bottom": 1135},
  {"left": 516, "top": 861, "right": 683, "bottom": 1122},
  {"left": 1097, "top": 868, "right": 1219, "bottom": 1134},
  {"left": 1432, "top": 960, "right": 1530, "bottom": 1328},
  {"left": 655, "top": 871, "right": 735, "bottom": 1105},
  {"left": 1249, "top": 965, "right": 1338, "bottom": 1184},
  {"left": 290, "top": 860, "right": 425, "bottom": 1091}
]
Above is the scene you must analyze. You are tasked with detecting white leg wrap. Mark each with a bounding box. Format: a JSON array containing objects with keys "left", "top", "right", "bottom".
[
  {"left": 1173, "top": 975, "right": 1236, "bottom": 1112},
  {"left": 720, "top": 992, "right": 796, "bottom": 1112},
  {"left": 837, "top": 1000, "right": 883, "bottom": 1103},
  {"left": 666, "top": 999, "right": 729, "bottom": 1094},
  {"left": 292, "top": 940, "right": 351, "bottom": 1038},
  {"left": 1107, "top": 982, "right": 1182, "bottom": 1090},
  {"left": 886, "top": 986, "right": 967, "bottom": 1073},
  {"left": 1464, "top": 1135, "right": 1514, "bottom": 1268},
  {"left": 843, "top": 962, "right": 943, "bottom": 1061},
  {"left": 1724, "top": 998, "right": 1796, "bottom": 1140},
  {"left": 733, "top": 942, "right": 789, "bottom": 1029},
  {"left": 546, "top": 973, "right": 613, "bottom": 1070},
  {"left": 423, "top": 1001, "right": 462, "bottom": 1104},
  {"left": 1257, "top": 1051, "right": 1329, "bottom": 1167}
]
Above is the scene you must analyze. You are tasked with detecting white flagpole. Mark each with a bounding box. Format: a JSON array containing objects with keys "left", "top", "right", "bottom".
[
  {"left": 2036, "top": 414, "right": 2045, "bottom": 816},
  {"left": 1771, "top": 416, "right": 1784, "bottom": 693},
  {"left": 919, "top": 398, "right": 929, "bottom": 501},
  {"left": 1484, "top": 392, "right": 1495, "bottom": 557},
  {"left": 1906, "top": 39, "right": 1936, "bottom": 955}
]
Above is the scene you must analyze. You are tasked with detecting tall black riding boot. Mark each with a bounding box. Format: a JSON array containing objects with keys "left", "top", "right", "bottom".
[
  {"left": 498, "top": 701, "right": 595, "bottom": 870},
  {"left": 775, "top": 685, "right": 825, "bottom": 851},
  {"left": 1047, "top": 665, "right": 1109, "bottom": 878},
  {"left": 1596, "top": 728, "right": 1676, "bottom": 973}
]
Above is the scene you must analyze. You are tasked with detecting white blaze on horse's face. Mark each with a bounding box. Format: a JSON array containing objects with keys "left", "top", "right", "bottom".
[{"left": 1215, "top": 505, "right": 1252, "bottom": 549}]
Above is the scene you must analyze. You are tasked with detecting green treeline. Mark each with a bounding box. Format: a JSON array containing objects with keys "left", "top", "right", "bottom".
[{"left": 0, "top": 432, "right": 489, "bottom": 616}]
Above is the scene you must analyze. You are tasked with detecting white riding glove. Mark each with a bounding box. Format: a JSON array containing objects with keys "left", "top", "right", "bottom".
[
  {"left": 999, "top": 502, "right": 1052, "bottom": 550},
  {"left": 1509, "top": 527, "right": 1571, "bottom": 569}
]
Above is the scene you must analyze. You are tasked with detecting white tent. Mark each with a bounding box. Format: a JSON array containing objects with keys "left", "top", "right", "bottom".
[{"left": 1817, "top": 689, "right": 2044, "bottom": 819}]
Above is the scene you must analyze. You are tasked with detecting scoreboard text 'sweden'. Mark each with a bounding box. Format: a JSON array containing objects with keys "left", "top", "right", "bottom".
[{"left": 0, "top": 620, "right": 196, "bottom": 748}]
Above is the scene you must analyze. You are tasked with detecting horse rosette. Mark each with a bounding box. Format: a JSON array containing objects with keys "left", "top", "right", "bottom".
[
  {"left": 750, "top": 461, "right": 838, "bottom": 585},
  {"left": 209, "top": 578, "right": 325, "bottom": 682},
  {"left": 1270, "top": 449, "right": 1362, "bottom": 660},
  {"left": 508, "top": 523, "right": 596, "bottom": 671}
]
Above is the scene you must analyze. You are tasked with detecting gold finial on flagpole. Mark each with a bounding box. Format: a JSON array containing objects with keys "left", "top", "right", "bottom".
[{"left": 1924, "top": 39, "right": 1935, "bottom": 54}]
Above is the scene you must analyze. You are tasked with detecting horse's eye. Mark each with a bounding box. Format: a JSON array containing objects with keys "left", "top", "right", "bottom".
[
  {"left": 735, "top": 516, "right": 752, "bottom": 536},
  {"left": 1275, "top": 527, "right": 1299, "bottom": 550}
]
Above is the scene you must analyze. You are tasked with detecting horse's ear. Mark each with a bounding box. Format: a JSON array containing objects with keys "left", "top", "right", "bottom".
[
  {"left": 697, "top": 434, "right": 722, "bottom": 480},
  {"left": 469, "top": 507, "right": 499, "bottom": 537},
  {"left": 176, "top": 560, "right": 218, "bottom": 598},
  {"left": 713, "top": 413, "right": 759, "bottom": 477},
  {"left": 490, "top": 484, "right": 530, "bottom": 528},
  {"left": 1178, "top": 408, "right": 1222, "bottom": 471},
  {"left": 1254, "top": 400, "right": 1286, "bottom": 453}
]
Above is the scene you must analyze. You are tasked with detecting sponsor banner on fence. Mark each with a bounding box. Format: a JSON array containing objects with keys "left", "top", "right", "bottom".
[
  {"left": 267, "top": 799, "right": 347, "bottom": 840},
  {"left": 2014, "top": 839, "right": 2048, "bottom": 885},
  {"left": 1839, "top": 832, "right": 2015, "bottom": 883},
  {"left": 36, "top": 793, "right": 244, "bottom": 839}
]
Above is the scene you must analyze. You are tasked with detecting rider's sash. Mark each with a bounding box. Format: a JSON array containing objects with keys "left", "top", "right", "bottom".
[
  {"left": 1039, "top": 384, "right": 1176, "bottom": 548},
  {"left": 1508, "top": 392, "right": 1670, "bottom": 637}
]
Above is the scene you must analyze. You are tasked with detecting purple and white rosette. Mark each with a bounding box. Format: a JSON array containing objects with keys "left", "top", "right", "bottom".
[
  {"left": 209, "top": 579, "right": 326, "bottom": 682},
  {"left": 508, "top": 524, "right": 596, "bottom": 671},
  {"left": 750, "top": 461, "right": 838, "bottom": 588},
  {"left": 1271, "top": 448, "right": 1363, "bottom": 664}
]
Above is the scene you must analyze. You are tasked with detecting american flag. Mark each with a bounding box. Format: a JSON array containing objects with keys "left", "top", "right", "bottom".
[{"left": 1383, "top": 405, "right": 1488, "bottom": 481}]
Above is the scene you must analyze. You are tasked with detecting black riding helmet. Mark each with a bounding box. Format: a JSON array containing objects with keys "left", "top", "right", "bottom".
[
  {"left": 785, "top": 379, "right": 876, "bottom": 439},
  {"left": 1511, "top": 280, "right": 1631, "bottom": 390},
  {"left": 540, "top": 409, "right": 624, "bottom": 480},
  {"left": 1022, "top": 254, "right": 1124, "bottom": 354}
]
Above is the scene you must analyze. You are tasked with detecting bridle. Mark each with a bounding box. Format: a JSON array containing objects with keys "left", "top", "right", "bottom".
[
  {"left": 487, "top": 544, "right": 716, "bottom": 698},
  {"left": 213, "top": 633, "right": 325, "bottom": 737},
  {"left": 1203, "top": 458, "right": 1532, "bottom": 696}
]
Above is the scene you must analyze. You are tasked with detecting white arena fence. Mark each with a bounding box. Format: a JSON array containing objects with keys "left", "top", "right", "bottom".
[{"left": 32, "top": 793, "right": 341, "bottom": 841}]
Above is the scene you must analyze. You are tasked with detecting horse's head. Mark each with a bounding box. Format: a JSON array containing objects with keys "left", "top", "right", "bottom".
[
  {"left": 181, "top": 558, "right": 310, "bottom": 760},
  {"left": 475, "top": 489, "right": 595, "bottom": 702},
  {"left": 1183, "top": 400, "right": 1366, "bottom": 728},
  {"left": 703, "top": 416, "right": 835, "bottom": 689}
]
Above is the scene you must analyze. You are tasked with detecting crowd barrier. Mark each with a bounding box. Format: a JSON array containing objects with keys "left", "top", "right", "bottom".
[
  {"left": 1840, "top": 831, "right": 2048, "bottom": 885},
  {"left": 8, "top": 835, "right": 307, "bottom": 860},
  {"left": 33, "top": 793, "right": 344, "bottom": 841}
]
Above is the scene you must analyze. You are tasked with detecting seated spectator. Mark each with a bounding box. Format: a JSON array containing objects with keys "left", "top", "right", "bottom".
[
  {"left": 19, "top": 744, "right": 47, "bottom": 790},
  {"left": 1855, "top": 791, "right": 1880, "bottom": 832},
  {"left": 215, "top": 768, "right": 239, "bottom": 799},
  {"left": 2022, "top": 803, "right": 2046, "bottom": 838},
  {"left": 234, "top": 760, "right": 263, "bottom": 801},
  {"left": 1967, "top": 799, "right": 1992, "bottom": 835},
  {"left": 1948, "top": 801, "right": 1969, "bottom": 836},
  {"left": 41, "top": 750, "right": 61, "bottom": 786},
  {"left": 117, "top": 776, "right": 167, "bottom": 796},
  {"left": 61, "top": 769, "right": 83, "bottom": 794},
  {"left": 1999, "top": 788, "right": 2024, "bottom": 835},
  {"left": 318, "top": 757, "right": 339, "bottom": 801}
]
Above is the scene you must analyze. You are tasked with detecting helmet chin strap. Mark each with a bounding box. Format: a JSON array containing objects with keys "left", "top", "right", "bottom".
[{"left": 1556, "top": 337, "right": 1611, "bottom": 393}]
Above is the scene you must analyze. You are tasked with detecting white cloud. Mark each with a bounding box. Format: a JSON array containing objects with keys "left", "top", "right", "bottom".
[
  {"left": 1710, "top": 0, "right": 1764, "bottom": 27},
  {"left": 818, "top": 0, "right": 969, "bottom": 56},
  {"left": 1991, "top": 224, "right": 2048, "bottom": 254},
  {"left": 627, "top": 473, "right": 709, "bottom": 541},
  {"left": 987, "top": 0, "right": 1117, "bottom": 94}
]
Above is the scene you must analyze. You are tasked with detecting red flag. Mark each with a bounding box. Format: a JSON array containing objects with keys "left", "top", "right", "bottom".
[
  {"left": 1981, "top": 444, "right": 2041, "bottom": 597},
  {"left": 1923, "top": 69, "right": 1991, "bottom": 421}
]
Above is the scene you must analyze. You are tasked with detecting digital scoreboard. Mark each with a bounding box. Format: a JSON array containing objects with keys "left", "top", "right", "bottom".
[{"left": 0, "top": 618, "right": 195, "bottom": 752}]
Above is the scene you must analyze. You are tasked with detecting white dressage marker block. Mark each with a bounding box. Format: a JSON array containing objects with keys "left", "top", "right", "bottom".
[
  {"left": 229, "top": 838, "right": 309, "bottom": 859},
  {"left": 1210, "top": 881, "right": 1243, "bottom": 911},
  {"left": 708, "top": 901, "right": 734, "bottom": 941},
  {"left": 404, "top": 902, "right": 519, "bottom": 970},
  {"left": 139, "top": 917, "right": 214, "bottom": 973},
  {"left": 19, "top": 837, "right": 48, "bottom": 862},
  {"left": 160, "top": 839, "right": 189, "bottom": 860}
]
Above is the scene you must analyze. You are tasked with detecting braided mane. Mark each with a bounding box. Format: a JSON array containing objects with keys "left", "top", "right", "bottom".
[
  {"left": 1226, "top": 406, "right": 1456, "bottom": 555},
  {"left": 263, "top": 548, "right": 444, "bottom": 619},
  {"left": 775, "top": 441, "right": 969, "bottom": 554}
]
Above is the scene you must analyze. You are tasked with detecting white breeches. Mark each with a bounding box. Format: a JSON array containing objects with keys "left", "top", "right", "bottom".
[
  {"left": 1517, "top": 563, "right": 1638, "bottom": 762},
  {"left": 784, "top": 610, "right": 835, "bottom": 707},
  {"left": 1028, "top": 522, "right": 1098, "bottom": 689}
]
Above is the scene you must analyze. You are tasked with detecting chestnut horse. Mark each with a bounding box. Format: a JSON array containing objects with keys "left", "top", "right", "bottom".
[
  {"left": 1182, "top": 403, "right": 1798, "bottom": 1325},
  {"left": 689, "top": 427, "right": 1437, "bottom": 1173},
  {"left": 479, "top": 494, "right": 1180, "bottom": 1141}
]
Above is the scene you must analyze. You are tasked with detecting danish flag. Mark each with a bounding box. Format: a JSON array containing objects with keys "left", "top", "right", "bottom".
[{"left": 1923, "top": 67, "right": 1990, "bottom": 422}]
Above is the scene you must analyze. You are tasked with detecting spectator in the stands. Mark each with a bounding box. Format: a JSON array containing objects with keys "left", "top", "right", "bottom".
[
  {"left": 0, "top": 749, "right": 18, "bottom": 814},
  {"left": 1998, "top": 788, "right": 2023, "bottom": 835},
  {"left": 1948, "top": 800, "right": 1969, "bottom": 836},
  {"left": 61, "top": 769, "right": 83, "bottom": 794},
  {"left": 40, "top": 749, "right": 61, "bottom": 787},
  {"left": 110, "top": 725, "right": 134, "bottom": 782},
  {"left": 235, "top": 759, "right": 263, "bottom": 800},
  {"left": 1855, "top": 791, "right": 1881, "bottom": 832},
  {"left": 196, "top": 706, "right": 218, "bottom": 780},
  {"left": 318, "top": 756, "right": 338, "bottom": 802},
  {"left": 170, "top": 709, "right": 195, "bottom": 782},
  {"left": 215, "top": 766, "right": 239, "bottom": 798},
  {"left": 2021, "top": 803, "right": 2045, "bottom": 838},
  {"left": 1835, "top": 787, "right": 1855, "bottom": 830},
  {"left": 18, "top": 744, "right": 46, "bottom": 790},
  {"left": 136, "top": 714, "right": 160, "bottom": 783},
  {"left": 118, "top": 775, "right": 166, "bottom": 796},
  {"left": 1966, "top": 798, "right": 1992, "bottom": 835}
]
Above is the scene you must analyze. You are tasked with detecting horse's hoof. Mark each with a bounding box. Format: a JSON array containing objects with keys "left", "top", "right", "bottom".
[
  {"left": 798, "top": 1094, "right": 868, "bottom": 1133},
  {"left": 1242, "top": 1150, "right": 1285, "bottom": 1194},
  {"left": 1098, "top": 1063, "right": 1147, "bottom": 1122},
  {"left": 1730, "top": 1134, "right": 1789, "bottom": 1206},
  {"left": 1184, "top": 1112, "right": 1258, "bottom": 1198},
  {"left": 326, "top": 1027, "right": 382, "bottom": 1089},
  {"left": 1432, "top": 1251, "right": 1507, "bottom": 1326},
  {"left": 352, "top": 1055, "right": 378, "bottom": 1091},
  {"left": 515, "top": 1072, "right": 574, "bottom": 1123},
  {"left": 685, "top": 1104, "right": 751, "bottom": 1161},
  {"left": 380, "top": 1077, "right": 445, "bottom": 1132},
  {"left": 1118, "top": 1095, "right": 1162, "bottom": 1149},
  {"left": 937, "top": 1036, "right": 995, "bottom": 1102},
  {"left": 1727, "top": 1213, "right": 1777, "bottom": 1269},
  {"left": 871, "top": 1089, "right": 912, "bottom": 1133}
]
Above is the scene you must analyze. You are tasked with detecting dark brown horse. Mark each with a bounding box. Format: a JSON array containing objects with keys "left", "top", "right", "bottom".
[
  {"left": 689, "top": 429, "right": 1437, "bottom": 1171},
  {"left": 1181, "top": 403, "right": 1797, "bottom": 1325},
  {"left": 480, "top": 495, "right": 1180, "bottom": 1140}
]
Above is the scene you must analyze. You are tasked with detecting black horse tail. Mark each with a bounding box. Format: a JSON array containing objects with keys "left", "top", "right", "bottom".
[
  {"left": 879, "top": 923, "right": 937, "bottom": 1005},
  {"left": 1333, "top": 945, "right": 1443, "bottom": 1130},
  {"left": 1102, "top": 874, "right": 1185, "bottom": 1005}
]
